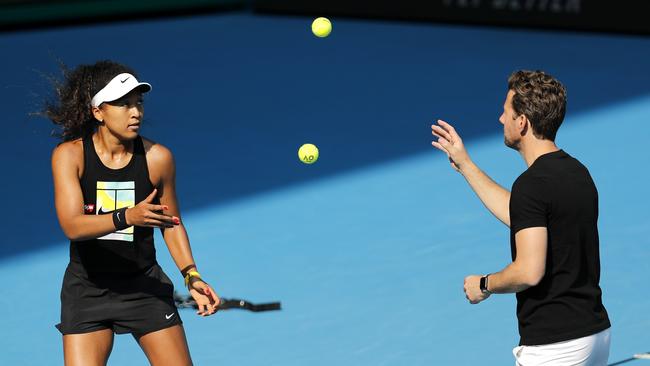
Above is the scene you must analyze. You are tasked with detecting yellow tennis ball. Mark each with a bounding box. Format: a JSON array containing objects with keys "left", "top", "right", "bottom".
[
  {"left": 311, "top": 17, "right": 332, "bottom": 38},
  {"left": 298, "top": 143, "right": 319, "bottom": 164}
]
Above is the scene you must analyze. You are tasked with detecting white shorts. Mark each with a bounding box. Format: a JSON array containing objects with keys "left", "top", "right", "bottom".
[{"left": 513, "top": 328, "right": 611, "bottom": 366}]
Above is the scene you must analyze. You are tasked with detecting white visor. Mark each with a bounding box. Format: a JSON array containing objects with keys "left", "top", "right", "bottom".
[{"left": 90, "top": 73, "right": 151, "bottom": 107}]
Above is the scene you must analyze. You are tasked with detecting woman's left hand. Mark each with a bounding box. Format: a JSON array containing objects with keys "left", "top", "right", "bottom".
[{"left": 189, "top": 279, "right": 220, "bottom": 316}]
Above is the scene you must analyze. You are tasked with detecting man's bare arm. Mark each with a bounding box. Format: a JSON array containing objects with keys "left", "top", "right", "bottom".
[{"left": 431, "top": 120, "right": 510, "bottom": 226}]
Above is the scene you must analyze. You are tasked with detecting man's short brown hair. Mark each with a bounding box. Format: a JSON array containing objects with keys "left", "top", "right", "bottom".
[{"left": 508, "top": 70, "right": 567, "bottom": 141}]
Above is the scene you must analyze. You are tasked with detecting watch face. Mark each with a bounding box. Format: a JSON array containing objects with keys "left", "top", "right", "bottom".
[{"left": 480, "top": 276, "right": 488, "bottom": 292}]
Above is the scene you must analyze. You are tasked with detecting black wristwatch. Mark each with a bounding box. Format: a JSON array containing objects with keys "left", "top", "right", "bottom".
[{"left": 480, "top": 274, "right": 492, "bottom": 294}]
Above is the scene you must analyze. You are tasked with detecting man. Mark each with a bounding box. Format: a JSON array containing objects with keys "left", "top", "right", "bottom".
[{"left": 431, "top": 70, "right": 611, "bottom": 365}]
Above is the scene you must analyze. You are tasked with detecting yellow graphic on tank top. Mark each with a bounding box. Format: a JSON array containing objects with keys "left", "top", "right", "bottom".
[{"left": 96, "top": 181, "right": 135, "bottom": 242}]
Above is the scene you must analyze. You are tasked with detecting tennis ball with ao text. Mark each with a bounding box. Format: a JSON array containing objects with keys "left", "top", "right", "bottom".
[
  {"left": 298, "top": 143, "right": 319, "bottom": 164},
  {"left": 311, "top": 17, "right": 332, "bottom": 38}
]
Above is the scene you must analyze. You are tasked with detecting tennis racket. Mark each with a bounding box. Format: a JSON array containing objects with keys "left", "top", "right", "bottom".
[
  {"left": 173, "top": 292, "right": 281, "bottom": 312},
  {"left": 608, "top": 352, "right": 650, "bottom": 366}
]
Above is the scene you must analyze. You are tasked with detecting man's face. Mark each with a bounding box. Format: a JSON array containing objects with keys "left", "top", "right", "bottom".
[{"left": 499, "top": 90, "right": 521, "bottom": 150}]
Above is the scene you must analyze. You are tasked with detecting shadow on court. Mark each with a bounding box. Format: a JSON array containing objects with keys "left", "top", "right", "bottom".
[{"left": 1, "top": 13, "right": 650, "bottom": 258}]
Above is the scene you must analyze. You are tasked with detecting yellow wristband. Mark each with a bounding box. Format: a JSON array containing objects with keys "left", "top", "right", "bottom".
[{"left": 184, "top": 270, "right": 201, "bottom": 288}]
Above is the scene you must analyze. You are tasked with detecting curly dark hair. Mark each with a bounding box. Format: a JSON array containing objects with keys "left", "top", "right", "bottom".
[
  {"left": 508, "top": 70, "right": 567, "bottom": 141},
  {"left": 44, "top": 60, "right": 139, "bottom": 141}
]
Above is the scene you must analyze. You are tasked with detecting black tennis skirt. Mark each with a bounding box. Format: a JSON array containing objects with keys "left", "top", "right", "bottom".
[{"left": 56, "top": 263, "right": 182, "bottom": 339}]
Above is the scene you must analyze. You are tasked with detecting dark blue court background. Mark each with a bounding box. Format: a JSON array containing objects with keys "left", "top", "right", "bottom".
[{"left": 0, "top": 13, "right": 648, "bottom": 365}]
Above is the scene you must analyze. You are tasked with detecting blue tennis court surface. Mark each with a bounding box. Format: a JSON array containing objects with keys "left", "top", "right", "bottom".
[{"left": 0, "top": 13, "right": 648, "bottom": 365}]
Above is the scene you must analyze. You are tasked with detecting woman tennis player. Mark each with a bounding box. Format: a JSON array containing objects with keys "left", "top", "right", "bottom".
[{"left": 47, "top": 60, "right": 218, "bottom": 365}]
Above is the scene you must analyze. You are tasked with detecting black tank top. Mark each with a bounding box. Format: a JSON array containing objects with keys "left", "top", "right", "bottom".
[{"left": 68, "top": 135, "right": 157, "bottom": 276}]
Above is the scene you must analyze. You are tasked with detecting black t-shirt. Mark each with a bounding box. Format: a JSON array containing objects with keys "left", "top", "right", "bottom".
[{"left": 509, "top": 150, "right": 610, "bottom": 346}]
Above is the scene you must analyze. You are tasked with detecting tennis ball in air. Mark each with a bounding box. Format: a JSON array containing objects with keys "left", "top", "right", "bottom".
[
  {"left": 298, "top": 143, "right": 319, "bottom": 164},
  {"left": 311, "top": 17, "right": 332, "bottom": 38}
]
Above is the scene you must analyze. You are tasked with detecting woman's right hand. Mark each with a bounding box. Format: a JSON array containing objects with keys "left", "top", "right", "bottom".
[{"left": 125, "top": 188, "right": 179, "bottom": 228}]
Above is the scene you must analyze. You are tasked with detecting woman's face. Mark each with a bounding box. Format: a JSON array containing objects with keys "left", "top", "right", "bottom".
[{"left": 93, "top": 90, "right": 144, "bottom": 140}]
